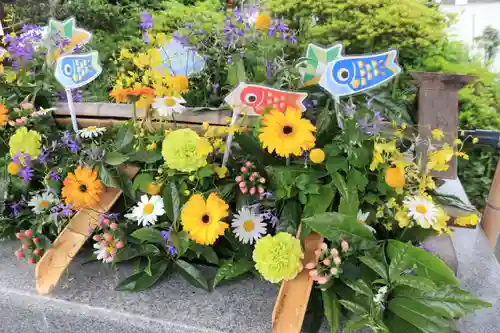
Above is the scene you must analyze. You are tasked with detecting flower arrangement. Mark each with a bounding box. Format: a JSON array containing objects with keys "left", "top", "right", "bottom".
[{"left": 0, "top": 7, "right": 490, "bottom": 333}]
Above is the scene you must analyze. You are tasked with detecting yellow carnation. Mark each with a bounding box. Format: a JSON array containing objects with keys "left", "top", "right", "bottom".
[
  {"left": 162, "top": 128, "right": 211, "bottom": 172},
  {"left": 9, "top": 127, "right": 42, "bottom": 160},
  {"left": 253, "top": 232, "right": 304, "bottom": 283}
]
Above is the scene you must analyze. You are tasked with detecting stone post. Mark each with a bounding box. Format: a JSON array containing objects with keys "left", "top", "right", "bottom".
[{"left": 411, "top": 72, "right": 475, "bottom": 179}]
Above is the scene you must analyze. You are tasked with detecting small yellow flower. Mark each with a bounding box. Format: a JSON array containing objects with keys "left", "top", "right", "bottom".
[
  {"left": 453, "top": 138, "right": 463, "bottom": 145},
  {"left": 309, "top": 148, "right": 325, "bottom": 164},
  {"left": 401, "top": 123, "right": 407, "bottom": 130},
  {"left": 385, "top": 166, "right": 405, "bottom": 189},
  {"left": 196, "top": 138, "right": 213, "bottom": 156},
  {"left": 8, "top": 162, "right": 21, "bottom": 175},
  {"left": 455, "top": 214, "right": 479, "bottom": 227},
  {"left": 214, "top": 165, "right": 228, "bottom": 179},
  {"left": 183, "top": 190, "right": 190, "bottom": 196},
  {"left": 119, "top": 48, "right": 133, "bottom": 60},
  {"left": 188, "top": 175, "right": 196, "bottom": 182},
  {"left": 472, "top": 137, "right": 479, "bottom": 144},
  {"left": 255, "top": 14, "right": 272, "bottom": 30},
  {"left": 146, "top": 143, "right": 157, "bottom": 151},
  {"left": 202, "top": 122, "right": 210, "bottom": 130},
  {"left": 432, "top": 129, "right": 445, "bottom": 140},
  {"left": 455, "top": 151, "right": 469, "bottom": 160},
  {"left": 146, "top": 183, "right": 161, "bottom": 195},
  {"left": 395, "top": 207, "right": 410, "bottom": 228},
  {"left": 213, "top": 138, "right": 223, "bottom": 149}
]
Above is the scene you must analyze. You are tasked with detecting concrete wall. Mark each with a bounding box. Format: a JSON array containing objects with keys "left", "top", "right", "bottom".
[{"left": 441, "top": 2, "right": 500, "bottom": 71}]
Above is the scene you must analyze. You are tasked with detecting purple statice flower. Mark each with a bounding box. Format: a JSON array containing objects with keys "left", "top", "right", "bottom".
[
  {"left": 140, "top": 11, "right": 154, "bottom": 30},
  {"left": 49, "top": 170, "right": 61, "bottom": 181},
  {"left": 9, "top": 196, "right": 26, "bottom": 217},
  {"left": 342, "top": 100, "right": 357, "bottom": 118},
  {"left": 303, "top": 99, "right": 314, "bottom": 109},
  {"left": 232, "top": 8, "right": 244, "bottom": 24},
  {"left": 261, "top": 191, "right": 273, "bottom": 199},
  {"left": 12, "top": 152, "right": 22, "bottom": 165},
  {"left": 227, "top": 55, "right": 233, "bottom": 64},
  {"left": 67, "top": 140, "right": 80, "bottom": 153},
  {"left": 102, "top": 212, "right": 120, "bottom": 221},
  {"left": 18, "top": 166, "right": 34, "bottom": 183},
  {"left": 4, "top": 25, "right": 42, "bottom": 68},
  {"left": 74, "top": 90, "right": 83, "bottom": 102},
  {"left": 288, "top": 33, "right": 297, "bottom": 44},
  {"left": 54, "top": 203, "right": 73, "bottom": 217},
  {"left": 73, "top": 44, "right": 82, "bottom": 53},
  {"left": 167, "top": 244, "right": 178, "bottom": 256},
  {"left": 358, "top": 111, "right": 385, "bottom": 135},
  {"left": 37, "top": 148, "right": 50, "bottom": 165},
  {"left": 276, "top": 19, "right": 289, "bottom": 33},
  {"left": 143, "top": 31, "right": 150, "bottom": 44},
  {"left": 161, "top": 230, "right": 171, "bottom": 240},
  {"left": 265, "top": 61, "right": 273, "bottom": 81},
  {"left": 173, "top": 31, "right": 191, "bottom": 47}
]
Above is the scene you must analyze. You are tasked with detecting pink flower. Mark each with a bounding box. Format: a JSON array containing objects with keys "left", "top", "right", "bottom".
[
  {"left": 258, "top": 187, "right": 265, "bottom": 194},
  {"left": 20, "top": 103, "right": 34, "bottom": 110},
  {"left": 15, "top": 233, "right": 23, "bottom": 240},
  {"left": 305, "top": 262, "right": 316, "bottom": 270},
  {"left": 249, "top": 175, "right": 255, "bottom": 181},
  {"left": 116, "top": 241, "right": 125, "bottom": 249},
  {"left": 322, "top": 258, "right": 331, "bottom": 265},
  {"left": 239, "top": 181, "right": 246, "bottom": 188},
  {"left": 341, "top": 240, "right": 349, "bottom": 251},
  {"left": 103, "top": 252, "right": 111, "bottom": 259},
  {"left": 235, "top": 176, "right": 243, "bottom": 182},
  {"left": 249, "top": 187, "right": 256, "bottom": 195},
  {"left": 321, "top": 242, "right": 328, "bottom": 251},
  {"left": 93, "top": 235, "right": 101, "bottom": 241},
  {"left": 251, "top": 172, "right": 258, "bottom": 178},
  {"left": 24, "top": 230, "right": 33, "bottom": 237},
  {"left": 309, "top": 269, "right": 318, "bottom": 277},
  {"left": 27, "top": 258, "right": 36, "bottom": 264},
  {"left": 240, "top": 167, "right": 247, "bottom": 173},
  {"left": 317, "top": 276, "right": 329, "bottom": 284},
  {"left": 331, "top": 248, "right": 339, "bottom": 257},
  {"left": 102, "top": 218, "right": 110, "bottom": 226},
  {"left": 314, "top": 249, "right": 322, "bottom": 257},
  {"left": 241, "top": 187, "right": 248, "bottom": 194},
  {"left": 110, "top": 223, "right": 118, "bottom": 230},
  {"left": 8, "top": 120, "right": 16, "bottom": 126},
  {"left": 22, "top": 243, "right": 30, "bottom": 249},
  {"left": 103, "top": 233, "right": 113, "bottom": 242},
  {"left": 15, "top": 249, "right": 24, "bottom": 259},
  {"left": 330, "top": 267, "right": 338, "bottom": 275},
  {"left": 259, "top": 177, "right": 266, "bottom": 184},
  {"left": 33, "top": 248, "right": 42, "bottom": 256},
  {"left": 245, "top": 161, "right": 252, "bottom": 167},
  {"left": 333, "top": 256, "right": 341, "bottom": 265}
]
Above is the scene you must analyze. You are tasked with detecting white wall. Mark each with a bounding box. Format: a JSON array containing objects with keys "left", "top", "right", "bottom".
[{"left": 441, "top": 3, "right": 500, "bottom": 71}]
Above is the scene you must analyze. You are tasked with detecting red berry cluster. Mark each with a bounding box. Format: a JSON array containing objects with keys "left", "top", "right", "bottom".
[
  {"left": 305, "top": 240, "right": 350, "bottom": 287},
  {"left": 235, "top": 161, "right": 266, "bottom": 196},
  {"left": 14, "top": 229, "right": 45, "bottom": 264}
]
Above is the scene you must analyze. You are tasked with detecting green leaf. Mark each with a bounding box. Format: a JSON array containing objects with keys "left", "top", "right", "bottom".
[
  {"left": 326, "top": 157, "right": 348, "bottom": 174},
  {"left": 170, "top": 230, "right": 190, "bottom": 256},
  {"left": 344, "top": 280, "right": 373, "bottom": 297},
  {"left": 114, "top": 244, "right": 160, "bottom": 262},
  {"left": 98, "top": 164, "right": 135, "bottom": 199},
  {"left": 303, "top": 212, "right": 377, "bottom": 249},
  {"left": 388, "top": 297, "right": 455, "bottom": 333},
  {"left": 295, "top": 173, "right": 311, "bottom": 191},
  {"left": 105, "top": 151, "right": 129, "bottom": 166},
  {"left": 162, "top": 182, "right": 180, "bottom": 223},
  {"left": 133, "top": 173, "right": 154, "bottom": 192},
  {"left": 388, "top": 242, "right": 409, "bottom": 282},
  {"left": 338, "top": 300, "right": 368, "bottom": 315},
  {"left": 115, "top": 123, "right": 135, "bottom": 151},
  {"left": 129, "top": 149, "right": 162, "bottom": 163},
  {"left": 212, "top": 258, "right": 253, "bottom": 289},
  {"left": 339, "top": 191, "right": 359, "bottom": 216},
  {"left": 115, "top": 260, "right": 168, "bottom": 292},
  {"left": 392, "top": 286, "right": 492, "bottom": 319},
  {"left": 316, "top": 104, "right": 333, "bottom": 135},
  {"left": 395, "top": 276, "right": 437, "bottom": 292},
  {"left": 174, "top": 259, "right": 209, "bottom": 290},
  {"left": 385, "top": 311, "right": 423, "bottom": 333},
  {"left": 348, "top": 147, "right": 370, "bottom": 168},
  {"left": 227, "top": 53, "right": 247, "bottom": 86},
  {"left": 359, "top": 256, "right": 388, "bottom": 281},
  {"left": 131, "top": 228, "right": 165, "bottom": 245},
  {"left": 234, "top": 133, "right": 276, "bottom": 166},
  {"left": 322, "top": 290, "right": 340, "bottom": 333},
  {"left": 387, "top": 240, "right": 458, "bottom": 285},
  {"left": 197, "top": 165, "right": 214, "bottom": 178},
  {"left": 331, "top": 172, "right": 348, "bottom": 197},
  {"left": 144, "top": 256, "right": 153, "bottom": 276},
  {"left": 277, "top": 199, "right": 301, "bottom": 234},
  {"left": 299, "top": 192, "right": 308, "bottom": 204},
  {"left": 191, "top": 244, "right": 219, "bottom": 265},
  {"left": 265, "top": 166, "right": 296, "bottom": 199},
  {"left": 302, "top": 184, "right": 335, "bottom": 219},
  {"left": 348, "top": 169, "right": 368, "bottom": 192},
  {"left": 345, "top": 316, "right": 372, "bottom": 331}
]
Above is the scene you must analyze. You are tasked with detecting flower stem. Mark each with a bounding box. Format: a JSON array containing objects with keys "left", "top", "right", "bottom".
[{"left": 132, "top": 102, "right": 137, "bottom": 121}]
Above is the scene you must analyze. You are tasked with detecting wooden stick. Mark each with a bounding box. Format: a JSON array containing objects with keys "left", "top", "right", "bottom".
[
  {"left": 272, "top": 230, "right": 324, "bottom": 333},
  {"left": 482, "top": 160, "right": 500, "bottom": 247},
  {"left": 35, "top": 165, "right": 139, "bottom": 295}
]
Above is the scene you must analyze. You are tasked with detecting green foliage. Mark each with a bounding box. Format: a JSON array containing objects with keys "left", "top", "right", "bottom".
[{"left": 265, "top": 0, "right": 453, "bottom": 68}]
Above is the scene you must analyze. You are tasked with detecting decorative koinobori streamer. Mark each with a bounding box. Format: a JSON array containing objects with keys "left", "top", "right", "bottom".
[
  {"left": 47, "top": 17, "right": 101, "bottom": 132},
  {"left": 223, "top": 83, "right": 308, "bottom": 164}
]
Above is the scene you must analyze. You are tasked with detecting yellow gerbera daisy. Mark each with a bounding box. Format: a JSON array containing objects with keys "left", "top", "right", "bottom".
[
  {"left": 62, "top": 166, "right": 103, "bottom": 209},
  {"left": 181, "top": 193, "right": 229, "bottom": 245},
  {"left": 258, "top": 108, "right": 316, "bottom": 158}
]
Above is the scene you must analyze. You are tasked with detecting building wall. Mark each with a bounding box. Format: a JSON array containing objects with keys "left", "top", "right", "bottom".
[{"left": 441, "top": 2, "right": 500, "bottom": 71}]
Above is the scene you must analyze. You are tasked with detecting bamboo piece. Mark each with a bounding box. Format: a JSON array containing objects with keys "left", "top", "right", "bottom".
[
  {"left": 272, "top": 231, "right": 324, "bottom": 333},
  {"left": 481, "top": 160, "right": 500, "bottom": 248},
  {"left": 35, "top": 165, "right": 140, "bottom": 295}
]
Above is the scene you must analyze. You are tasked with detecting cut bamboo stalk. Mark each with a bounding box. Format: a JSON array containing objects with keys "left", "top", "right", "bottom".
[
  {"left": 482, "top": 160, "right": 500, "bottom": 247},
  {"left": 35, "top": 165, "right": 139, "bottom": 295},
  {"left": 272, "top": 230, "right": 324, "bottom": 333}
]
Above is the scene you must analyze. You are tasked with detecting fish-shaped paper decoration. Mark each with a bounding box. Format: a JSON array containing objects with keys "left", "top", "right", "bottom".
[
  {"left": 157, "top": 39, "right": 205, "bottom": 77},
  {"left": 225, "top": 83, "right": 308, "bottom": 116},
  {"left": 55, "top": 51, "right": 102, "bottom": 89},
  {"left": 45, "top": 17, "right": 92, "bottom": 63},
  {"left": 297, "top": 43, "right": 342, "bottom": 87},
  {"left": 319, "top": 49, "right": 402, "bottom": 100}
]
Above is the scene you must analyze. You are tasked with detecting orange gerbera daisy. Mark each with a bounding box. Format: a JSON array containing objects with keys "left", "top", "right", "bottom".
[
  {"left": 62, "top": 166, "right": 103, "bottom": 209},
  {"left": 0, "top": 104, "right": 8, "bottom": 126},
  {"left": 109, "top": 88, "right": 155, "bottom": 103}
]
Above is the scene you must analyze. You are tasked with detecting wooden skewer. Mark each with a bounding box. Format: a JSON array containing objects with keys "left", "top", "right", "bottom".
[
  {"left": 481, "top": 160, "right": 500, "bottom": 248},
  {"left": 272, "top": 230, "right": 324, "bottom": 333},
  {"left": 35, "top": 165, "right": 139, "bottom": 295}
]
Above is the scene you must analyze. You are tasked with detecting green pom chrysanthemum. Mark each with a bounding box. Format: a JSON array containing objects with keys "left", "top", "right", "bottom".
[
  {"left": 161, "top": 128, "right": 211, "bottom": 172},
  {"left": 252, "top": 232, "right": 304, "bottom": 283}
]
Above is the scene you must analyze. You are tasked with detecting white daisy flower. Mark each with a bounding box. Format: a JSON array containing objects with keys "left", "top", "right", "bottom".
[
  {"left": 152, "top": 96, "right": 186, "bottom": 117},
  {"left": 77, "top": 126, "right": 106, "bottom": 139},
  {"left": 93, "top": 242, "right": 114, "bottom": 263},
  {"left": 357, "top": 210, "right": 376, "bottom": 233},
  {"left": 403, "top": 196, "right": 439, "bottom": 228},
  {"left": 231, "top": 206, "right": 267, "bottom": 245},
  {"left": 125, "top": 195, "right": 165, "bottom": 227},
  {"left": 31, "top": 107, "right": 56, "bottom": 117},
  {"left": 28, "top": 192, "right": 57, "bottom": 214}
]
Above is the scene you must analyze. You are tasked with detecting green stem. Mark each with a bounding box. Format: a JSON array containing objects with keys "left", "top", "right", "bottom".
[{"left": 171, "top": 113, "right": 177, "bottom": 129}]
